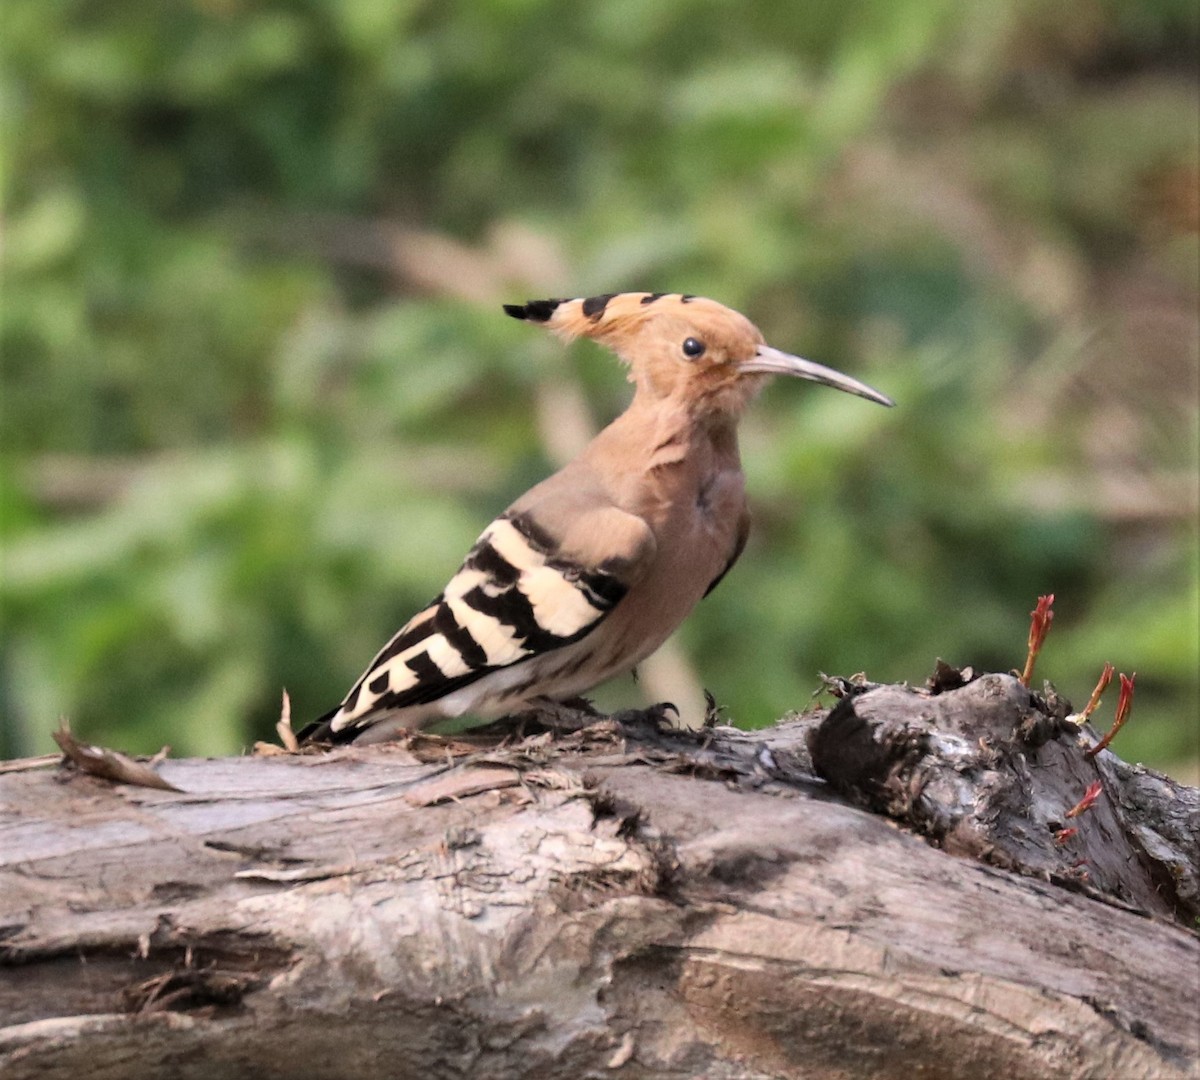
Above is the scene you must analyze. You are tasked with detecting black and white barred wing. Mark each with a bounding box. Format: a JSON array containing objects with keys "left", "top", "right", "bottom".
[{"left": 310, "top": 509, "right": 652, "bottom": 740}]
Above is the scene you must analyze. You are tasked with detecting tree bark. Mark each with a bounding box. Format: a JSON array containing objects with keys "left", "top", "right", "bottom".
[{"left": 2, "top": 673, "right": 1197, "bottom": 1079}]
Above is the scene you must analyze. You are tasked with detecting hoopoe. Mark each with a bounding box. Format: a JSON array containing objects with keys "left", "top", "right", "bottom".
[{"left": 300, "top": 292, "right": 893, "bottom": 745}]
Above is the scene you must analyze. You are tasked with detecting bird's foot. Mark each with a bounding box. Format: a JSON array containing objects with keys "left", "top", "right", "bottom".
[{"left": 610, "top": 701, "right": 680, "bottom": 733}]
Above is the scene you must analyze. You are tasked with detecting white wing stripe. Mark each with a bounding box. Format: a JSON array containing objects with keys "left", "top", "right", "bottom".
[
  {"left": 363, "top": 657, "right": 419, "bottom": 701},
  {"left": 443, "top": 567, "right": 489, "bottom": 600},
  {"left": 518, "top": 565, "right": 606, "bottom": 637},
  {"left": 444, "top": 596, "right": 524, "bottom": 666},
  {"left": 424, "top": 634, "right": 472, "bottom": 679},
  {"left": 486, "top": 518, "right": 545, "bottom": 573}
]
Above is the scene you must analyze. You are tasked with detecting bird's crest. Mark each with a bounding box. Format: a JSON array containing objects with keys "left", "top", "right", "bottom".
[
  {"left": 503, "top": 292, "right": 749, "bottom": 349},
  {"left": 504, "top": 292, "right": 775, "bottom": 409}
]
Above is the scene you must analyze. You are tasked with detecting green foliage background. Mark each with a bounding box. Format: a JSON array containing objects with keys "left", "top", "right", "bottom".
[{"left": 3, "top": 0, "right": 1197, "bottom": 775}]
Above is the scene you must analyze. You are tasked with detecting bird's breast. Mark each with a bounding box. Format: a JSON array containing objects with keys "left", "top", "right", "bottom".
[{"left": 590, "top": 462, "right": 745, "bottom": 663}]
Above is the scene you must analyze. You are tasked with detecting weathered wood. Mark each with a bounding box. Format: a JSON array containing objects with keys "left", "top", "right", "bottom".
[
  {"left": 2, "top": 674, "right": 1197, "bottom": 1079},
  {"left": 809, "top": 673, "right": 1200, "bottom": 923}
]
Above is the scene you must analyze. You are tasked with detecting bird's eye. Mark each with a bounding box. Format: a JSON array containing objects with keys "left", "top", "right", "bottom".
[{"left": 682, "top": 337, "right": 706, "bottom": 360}]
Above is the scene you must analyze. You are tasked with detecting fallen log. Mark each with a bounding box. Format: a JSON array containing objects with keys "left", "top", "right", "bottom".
[{"left": 1, "top": 672, "right": 1197, "bottom": 1079}]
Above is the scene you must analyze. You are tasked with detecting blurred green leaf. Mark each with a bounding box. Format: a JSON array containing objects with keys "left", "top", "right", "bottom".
[{"left": 1, "top": 0, "right": 1195, "bottom": 780}]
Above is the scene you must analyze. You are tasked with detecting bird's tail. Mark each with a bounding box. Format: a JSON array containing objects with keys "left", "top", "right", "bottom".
[{"left": 295, "top": 705, "right": 355, "bottom": 746}]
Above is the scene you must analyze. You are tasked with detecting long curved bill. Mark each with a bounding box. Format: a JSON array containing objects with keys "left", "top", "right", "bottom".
[{"left": 741, "top": 345, "right": 895, "bottom": 407}]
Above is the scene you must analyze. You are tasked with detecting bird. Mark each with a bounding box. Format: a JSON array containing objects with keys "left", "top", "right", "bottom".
[{"left": 299, "top": 292, "right": 893, "bottom": 745}]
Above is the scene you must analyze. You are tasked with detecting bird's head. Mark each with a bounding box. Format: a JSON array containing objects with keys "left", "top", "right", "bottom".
[{"left": 504, "top": 292, "right": 894, "bottom": 417}]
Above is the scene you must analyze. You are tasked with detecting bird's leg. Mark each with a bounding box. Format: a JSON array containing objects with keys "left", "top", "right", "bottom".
[{"left": 520, "top": 696, "right": 603, "bottom": 734}]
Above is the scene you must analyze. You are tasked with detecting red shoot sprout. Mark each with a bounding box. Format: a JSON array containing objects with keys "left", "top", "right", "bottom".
[
  {"left": 1076, "top": 663, "right": 1115, "bottom": 723},
  {"left": 1019, "top": 594, "right": 1055, "bottom": 687},
  {"left": 1054, "top": 827, "right": 1079, "bottom": 845},
  {"left": 1085, "top": 672, "right": 1136, "bottom": 759},
  {"left": 1065, "top": 780, "right": 1103, "bottom": 819}
]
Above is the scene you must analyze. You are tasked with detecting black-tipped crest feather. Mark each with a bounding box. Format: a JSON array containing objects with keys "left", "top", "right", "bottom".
[{"left": 503, "top": 299, "right": 563, "bottom": 323}]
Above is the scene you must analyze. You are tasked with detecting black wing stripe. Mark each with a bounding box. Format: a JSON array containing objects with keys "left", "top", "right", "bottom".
[
  {"left": 461, "top": 583, "right": 583, "bottom": 655},
  {"left": 339, "top": 683, "right": 364, "bottom": 718},
  {"left": 432, "top": 602, "right": 489, "bottom": 670},
  {"left": 506, "top": 511, "right": 556, "bottom": 553},
  {"left": 467, "top": 539, "right": 521, "bottom": 585},
  {"left": 405, "top": 649, "right": 444, "bottom": 686},
  {"left": 574, "top": 564, "right": 627, "bottom": 609},
  {"left": 372, "top": 605, "right": 440, "bottom": 667}
]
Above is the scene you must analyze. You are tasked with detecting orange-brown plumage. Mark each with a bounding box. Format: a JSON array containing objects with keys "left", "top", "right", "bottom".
[
  {"left": 302, "top": 291, "right": 892, "bottom": 744},
  {"left": 531, "top": 292, "right": 767, "bottom": 413}
]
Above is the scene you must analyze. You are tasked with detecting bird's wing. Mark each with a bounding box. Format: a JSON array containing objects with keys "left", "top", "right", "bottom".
[{"left": 309, "top": 500, "right": 656, "bottom": 740}]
